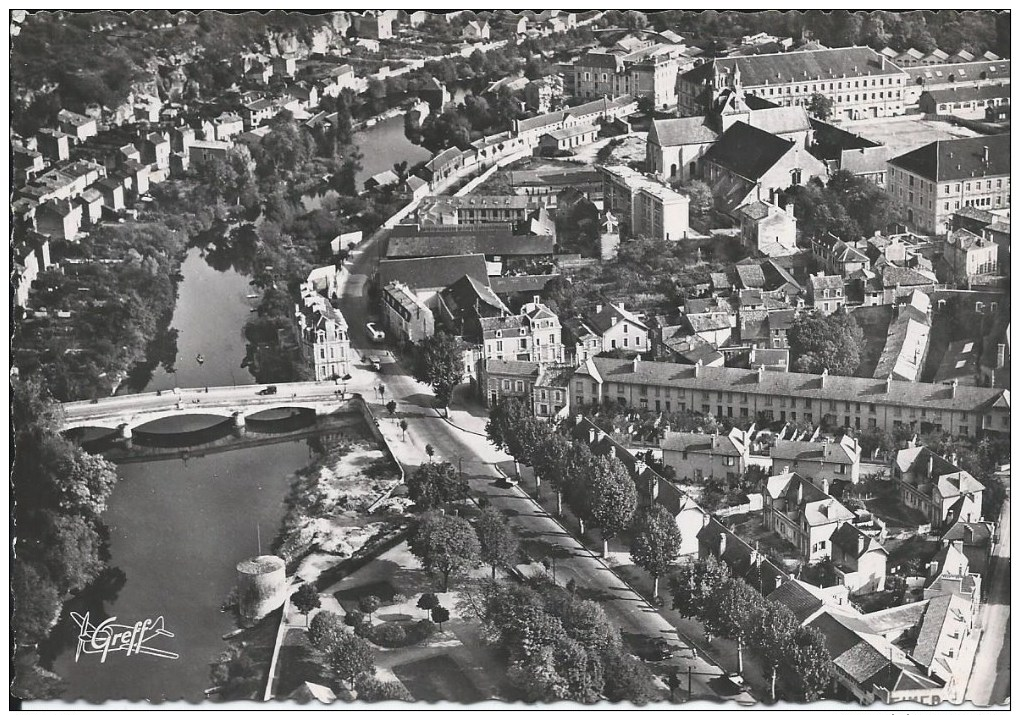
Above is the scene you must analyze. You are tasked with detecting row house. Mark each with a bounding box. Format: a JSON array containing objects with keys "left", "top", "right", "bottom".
[
  {"left": 479, "top": 359, "right": 571, "bottom": 419},
  {"left": 850, "top": 264, "right": 938, "bottom": 308},
  {"left": 679, "top": 47, "right": 909, "bottom": 121},
  {"left": 918, "top": 84, "right": 1009, "bottom": 120},
  {"left": 735, "top": 200, "right": 798, "bottom": 257},
  {"left": 35, "top": 199, "right": 82, "bottom": 241},
  {"left": 661, "top": 427, "right": 750, "bottom": 483},
  {"left": 770, "top": 433, "right": 862, "bottom": 486},
  {"left": 762, "top": 470, "right": 855, "bottom": 562},
  {"left": 479, "top": 299, "right": 564, "bottom": 364},
  {"left": 583, "top": 301, "right": 650, "bottom": 354},
  {"left": 417, "top": 194, "right": 540, "bottom": 227},
  {"left": 893, "top": 447, "right": 985, "bottom": 530},
  {"left": 570, "top": 357, "right": 1010, "bottom": 436},
  {"left": 38, "top": 128, "right": 72, "bottom": 162},
  {"left": 886, "top": 134, "right": 1010, "bottom": 236},
  {"left": 511, "top": 94, "right": 638, "bottom": 146},
  {"left": 381, "top": 280, "right": 435, "bottom": 345},
  {"left": 811, "top": 233, "right": 870, "bottom": 277},
  {"left": 806, "top": 273, "right": 846, "bottom": 314}
]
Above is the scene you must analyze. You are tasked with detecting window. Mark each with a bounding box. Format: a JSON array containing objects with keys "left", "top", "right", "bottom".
[
  {"left": 516, "top": 381, "right": 524, "bottom": 392},
  {"left": 502, "top": 379, "right": 510, "bottom": 390}
]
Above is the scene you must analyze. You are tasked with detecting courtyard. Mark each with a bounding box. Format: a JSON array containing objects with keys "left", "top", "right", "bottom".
[{"left": 848, "top": 114, "right": 981, "bottom": 157}]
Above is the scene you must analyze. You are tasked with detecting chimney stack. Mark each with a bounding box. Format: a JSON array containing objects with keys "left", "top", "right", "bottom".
[
  {"left": 695, "top": 359, "right": 702, "bottom": 377},
  {"left": 588, "top": 428, "right": 596, "bottom": 444},
  {"left": 821, "top": 478, "right": 829, "bottom": 495},
  {"left": 858, "top": 533, "right": 866, "bottom": 553},
  {"left": 797, "top": 481, "right": 804, "bottom": 504},
  {"left": 885, "top": 374, "right": 893, "bottom": 393},
  {"left": 983, "top": 145, "right": 990, "bottom": 164},
  {"left": 997, "top": 343, "right": 1006, "bottom": 369},
  {"left": 757, "top": 364, "right": 765, "bottom": 383},
  {"left": 712, "top": 433, "right": 718, "bottom": 450},
  {"left": 633, "top": 354, "right": 641, "bottom": 372},
  {"left": 820, "top": 367, "right": 828, "bottom": 387},
  {"left": 950, "top": 378, "right": 958, "bottom": 398}
]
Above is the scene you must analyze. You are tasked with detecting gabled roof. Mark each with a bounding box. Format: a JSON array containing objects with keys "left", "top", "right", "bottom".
[
  {"left": 483, "top": 358, "right": 540, "bottom": 378},
  {"left": 888, "top": 134, "right": 1010, "bottom": 182},
  {"left": 377, "top": 254, "right": 488, "bottom": 292},
  {"left": 701, "top": 121, "right": 795, "bottom": 182},
  {"left": 661, "top": 428, "right": 746, "bottom": 457},
  {"left": 648, "top": 116, "right": 718, "bottom": 147},
  {"left": 830, "top": 521, "right": 887, "bottom": 559},
  {"left": 942, "top": 520, "right": 994, "bottom": 547},
  {"left": 771, "top": 437, "right": 858, "bottom": 466},
  {"left": 585, "top": 302, "right": 648, "bottom": 335},
  {"left": 681, "top": 47, "right": 904, "bottom": 88},
  {"left": 766, "top": 579, "right": 826, "bottom": 624},
  {"left": 735, "top": 263, "right": 766, "bottom": 289},
  {"left": 765, "top": 471, "right": 855, "bottom": 526}
]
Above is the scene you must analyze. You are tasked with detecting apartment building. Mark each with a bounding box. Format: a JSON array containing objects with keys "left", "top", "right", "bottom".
[
  {"left": 479, "top": 300, "right": 564, "bottom": 364},
  {"left": 294, "top": 285, "right": 352, "bottom": 382},
  {"left": 944, "top": 229, "right": 1001, "bottom": 288},
  {"left": 887, "top": 134, "right": 1010, "bottom": 235},
  {"left": 598, "top": 164, "right": 690, "bottom": 239},
  {"left": 416, "top": 194, "right": 541, "bottom": 226},
  {"left": 381, "top": 280, "right": 435, "bottom": 345},
  {"left": 678, "top": 47, "right": 909, "bottom": 120},
  {"left": 574, "top": 45, "right": 686, "bottom": 109},
  {"left": 570, "top": 357, "right": 1010, "bottom": 436}
]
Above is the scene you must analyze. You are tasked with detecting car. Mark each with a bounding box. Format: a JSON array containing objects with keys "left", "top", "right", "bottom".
[
  {"left": 257, "top": 385, "right": 278, "bottom": 396},
  {"left": 644, "top": 637, "right": 676, "bottom": 661},
  {"left": 367, "top": 357, "right": 381, "bottom": 372},
  {"left": 366, "top": 322, "right": 385, "bottom": 342}
]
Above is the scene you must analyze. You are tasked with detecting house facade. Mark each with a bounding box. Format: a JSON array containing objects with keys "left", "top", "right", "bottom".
[
  {"left": 661, "top": 427, "right": 750, "bottom": 482},
  {"left": 763, "top": 470, "right": 855, "bottom": 562}
]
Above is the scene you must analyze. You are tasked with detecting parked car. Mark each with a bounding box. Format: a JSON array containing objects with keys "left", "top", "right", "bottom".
[
  {"left": 367, "top": 357, "right": 382, "bottom": 372},
  {"left": 644, "top": 637, "right": 677, "bottom": 661},
  {"left": 257, "top": 385, "right": 277, "bottom": 395},
  {"left": 366, "top": 322, "right": 385, "bottom": 342}
]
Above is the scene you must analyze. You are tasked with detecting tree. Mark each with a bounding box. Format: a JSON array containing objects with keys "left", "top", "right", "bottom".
[
  {"left": 308, "top": 610, "right": 347, "bottom": 652},
  {"left": 411, "top": 331, "right": 464, "bottom": 415},
  {"left": 406, "top": 461, "right": 469, "bottom": 510},
  {"left": 782, "top": 626, "right": 833, "bottom": 702},
  {"left": 430, "top": 605, "right": 450, "bottom": 632},
  {"left": 602, "top": 650, "right": 659, "bottom": 705},
  {"left": 53, "top": 451, "right": 118, "bottom": 520},
  {"left": 629, "top": 505, "right": 684, "bottom": 599},
  {"left": 486, "top": 396, "right": 547, "bottom": 478},
  {"left": 356, "top": 674, "right": 414, "bottom": 702},
  {"left": 476, "top": 506, "right": 520, "bottom": 578},
  {"left": 386, "top": 400, "right": 397, "bottom": 418},
  {"left": 510, "top": 633, "right": 605, "bottom": 704},
  {"left": 546, "top": 593, "right": 621, "bottom": 656},
  {"left": 584, "top": 455, "right": 638, "bottom": 558},
  {"left": 668, "top": 556, "right": 731, "bottom": 621},
  {"left": 343, "top": 610, "right": 364, "bottom": 628},
  {"left": 679, "top": 179, "right": 714, "bottom": 228},
  {"left": 637, "top": 95, "right": 655, "bottom": 117},
  {"left": 409, "top": 511, "right": 481, "bottom": 591},
  {"left": 12, "top": 563, "right": 62, "bottom": 645},
  {"left": 417, "top": 592, "right": 440, "bottom": 616},
  {"left": 807, "top": 92, "right": 834, "bottom": 121},
  {"left": 324, "top": 630, "right": 375, "bottom": 690},
  {"left": 424, "top": 443, "right": 435, "bottom": 462},
  {"left": 399, "top": 419, "right": 408, "bottom": 441},
  {"left": 359, "top": 595, "right": 381, "bottom": 625},
  {"left": 702, "top": 578, "right": 763, "bottom": 674},
  {"left": 788, "top": 310, "right": 864, "bottom": 376},
  {"left": 42, "top": 511, "right": 104, "bottom": 593},
  {"left": 749, "top": 600, "right": 798, "bottom": 701},
  {"left": 291, "top": 583, "right": 321, "bottom": 626},
  {"left": 532, "top": 433, "right": 574, "bottom": 516}
]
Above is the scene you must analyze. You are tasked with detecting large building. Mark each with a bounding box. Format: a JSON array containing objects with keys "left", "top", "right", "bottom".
[
  {"left": 893, "top": 447, "right": 985, "bottom": 529},
  {"left": 294, "top": 285, "right": 351, "bottom": 382},
  {"left": 571, "top": 357, "right": 1010, "bottom": 436},
  {"left": 886, "top": 134, "right": 1011, "bottom": 235},
  {"left": 598, "top": 164, "right": 690, "bottom": 239},
  {"left": 902, "top": 59, "right": 1010, "bottom": 106},
  {"left": 381, "top": 280, "right": 435, "bottom": 345},
  {"left": 479, "top": 300, "right": 564, "bottom": 364},
  {"left": 678, "top": 47, "right": 909, "bottom": 121},
  {"left": 762, "top": 470, "right": 855, "bottom": 562},
  {"left": 574, "top": 45, "right": 688, "bottom": 109}
]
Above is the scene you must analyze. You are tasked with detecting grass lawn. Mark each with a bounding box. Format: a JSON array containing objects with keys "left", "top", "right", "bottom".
[
  {"left": 333, "top": 578, "right": 399, "bottom": 610},
  {"left": 392, "top": 654, "right": 485, "bottom": 703},
  {"left": 273, "top": 630, "right": 331, "bottom": 700}
]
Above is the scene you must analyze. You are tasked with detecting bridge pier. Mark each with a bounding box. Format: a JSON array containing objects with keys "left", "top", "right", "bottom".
[
  {"left": 118, "top": 423, "right": 132, "bottom": 447},
  {"left": 232, "top": 411, "right": 246, "bottom": 436}
]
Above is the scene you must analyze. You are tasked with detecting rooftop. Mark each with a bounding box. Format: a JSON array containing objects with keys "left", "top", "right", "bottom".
[{"left": 888, "top": 134, "right": 1010, "bottom": 182}]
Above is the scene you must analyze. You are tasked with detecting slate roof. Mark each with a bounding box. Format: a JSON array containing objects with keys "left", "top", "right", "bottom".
[
  {"left": 578, "top": 357, "right": 1008, "bottom": 415},
  {"left": 489, "top": 274, "right": 559, "bottom": 295},
  {"left": 697, "top": 517, "right": 788, "bottom": 595},
  {"left": 830, "top": 522, "right": 887, "bottom": 559},
  {"left": 896, "top": 447, "right": 985, "bottom": 498},
  {"left": 735, "top": 200, "right": 771, "bottom": 221},
  {"left": 904, "top": 59, "right": 1010, "bottom": 85},
  {"left": 888, "top": 134, "right": 1010, "bottom": 182},
  {"left": 922, "top": 84, "right": 1010, "bottom": 105},
  {"left": 545, "top": 123, "right": 598, "bottom": 141},
  {"left": 661, "top": 428, "right": 746, "bottom": 457},
  {"left": 735, "top": 263, "right": 766, "bottom": 289},
  {"left": 766, "top": 579, "right": 826, "bottom": 624},
  {"left": 701, "top": 121, "right": 795, "bottom": 181},
  {"left": 586, "top": 302, "right": 648, "bottom": 335},
  {"left": 443, "top": 274, "right": 509, "bottom": 316},
  {"left": 771, "top": 438, "right": 858, "bottom": 466},
  {"left": 942, "top": 520, "right": 994, "bottom": 547},
  {"left": 386, "top": 232, "right": 554, "bottom": 259},
  {"left": 765, "top": 472, "right": 855, "bottom": 526},
  {"left": 376, "top": 254, "right": 488, "bottom": 292},
  {"left": 744, "top": 106, "right": 812, "bottom": 136},
  {"left": 681, "top": 47, "right": 905, "bottom": 88},
  {"left": 484, "top": 358, "right": 541, "bottom": 378},
  {"left": 648, "top": 116, "right": 718, "bottom": 147}
]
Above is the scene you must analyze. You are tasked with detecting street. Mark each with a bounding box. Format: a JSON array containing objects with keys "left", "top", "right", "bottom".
[
  {"left": 965, "top": 493, "right": 1011, "bottom": 706},
  {"left": 336, "top": 224, "right": 752, "bottom": 704}
]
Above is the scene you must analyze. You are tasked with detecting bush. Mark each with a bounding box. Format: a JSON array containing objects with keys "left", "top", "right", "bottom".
[{"left": 371, "top": 622, "right": 408, "bottom": 647}]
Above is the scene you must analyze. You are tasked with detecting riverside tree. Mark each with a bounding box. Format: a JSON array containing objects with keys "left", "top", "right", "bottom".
[
  {"left": 409, "top": 511, "right": 481, "bottom": 591},
  {"left": 584, "top": 455, "right": 638, "bottom": 558},
  {"left": 411, "top": 331, "right": 464, "bottom": 416},
  {"left": 291, "top": 583, "right": 321, "bottom": 626},
  {"left": 629, "top": 505, "right": 684, "bottom": 599}
]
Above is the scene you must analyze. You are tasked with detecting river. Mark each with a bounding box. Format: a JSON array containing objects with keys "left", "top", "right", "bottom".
[
  {"left": 144, "top": 247, "right": 257, "bottom": 393},
  {"left": 42, "top": 414, "right": 371, "bottom": 702}
]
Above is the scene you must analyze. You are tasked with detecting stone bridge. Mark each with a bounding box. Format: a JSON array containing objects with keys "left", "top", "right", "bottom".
[{"left": 60, "top": 383, "right": 362, "bottom": 436}]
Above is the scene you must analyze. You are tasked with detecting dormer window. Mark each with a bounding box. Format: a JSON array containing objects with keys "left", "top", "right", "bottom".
[{"left": 496, "top": 330, "right": 502, "bottom": 338}]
